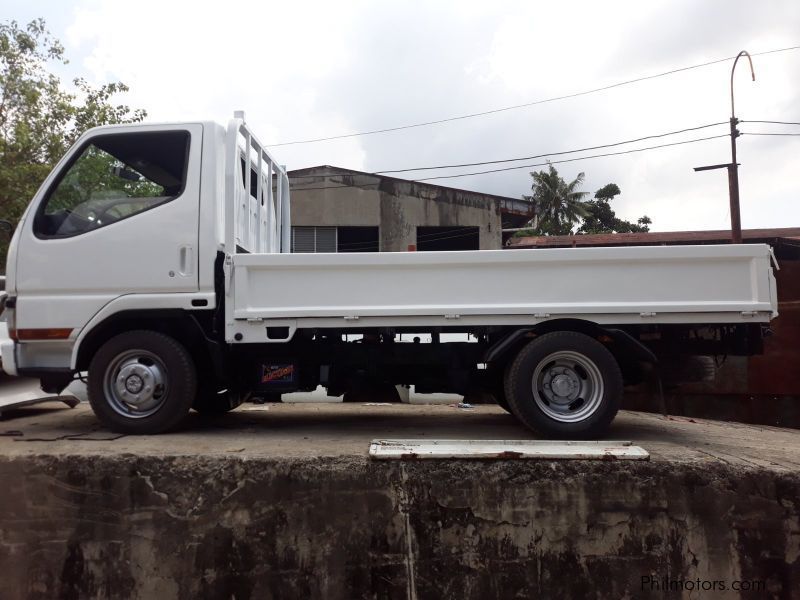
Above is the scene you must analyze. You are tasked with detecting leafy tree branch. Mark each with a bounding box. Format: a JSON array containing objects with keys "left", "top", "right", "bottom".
[{"left": 0, "top": 18, "right": 146, "bottom": 270}]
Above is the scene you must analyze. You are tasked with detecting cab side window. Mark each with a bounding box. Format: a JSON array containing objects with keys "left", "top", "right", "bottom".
[{"left": 35, "top": 130, "right": 189, "bottom": 237}]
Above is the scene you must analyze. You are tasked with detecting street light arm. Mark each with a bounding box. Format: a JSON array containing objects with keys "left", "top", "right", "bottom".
[{"left": 731, "top": 51, "right": 755, "bottom": 119}]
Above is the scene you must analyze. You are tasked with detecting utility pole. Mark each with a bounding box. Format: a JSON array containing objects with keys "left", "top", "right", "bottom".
[{"left": 694, "top": 51, "right": 755, "bottom": 244}]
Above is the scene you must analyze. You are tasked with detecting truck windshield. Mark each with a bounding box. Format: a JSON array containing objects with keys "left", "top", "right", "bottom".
[{"left": 35, "top": 130, "right": 189, "bottom": 238}]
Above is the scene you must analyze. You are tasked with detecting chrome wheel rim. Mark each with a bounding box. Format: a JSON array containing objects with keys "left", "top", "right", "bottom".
[
  {"left": 531, "top": 350, "right": 604, "bottom": 423},
  {"left": 103, "top": 349, "right": 169, "bottom": 418}
]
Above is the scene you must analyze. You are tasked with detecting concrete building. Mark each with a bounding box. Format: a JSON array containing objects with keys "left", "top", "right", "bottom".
[{"left": 288, "top": 166, "right": 533, "bottom": 252}]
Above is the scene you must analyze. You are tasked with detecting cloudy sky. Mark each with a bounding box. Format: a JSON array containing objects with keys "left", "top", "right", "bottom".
[{"left": 6, "top": 0, "right": 800, "bottom": 231}]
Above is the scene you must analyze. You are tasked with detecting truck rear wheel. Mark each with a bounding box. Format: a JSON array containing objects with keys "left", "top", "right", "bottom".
[
  {"left": 504, "top": 331, "right": 622, "bottom": 438},
  {"left": 88, "top": 330, "right": 197, "bottom": 434}
]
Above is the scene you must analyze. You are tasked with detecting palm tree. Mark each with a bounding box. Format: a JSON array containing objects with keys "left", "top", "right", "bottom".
[{"left": 523, "top": 164, "right": 589, "bottom": 235}]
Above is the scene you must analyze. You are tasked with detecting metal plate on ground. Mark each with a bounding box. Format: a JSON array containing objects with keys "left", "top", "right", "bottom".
[
  {"left": 368, "top": 439, "right": 649, "bottom": 460},
  {"left": 0, "top": 393, "right": 80, "bottom": 416}
]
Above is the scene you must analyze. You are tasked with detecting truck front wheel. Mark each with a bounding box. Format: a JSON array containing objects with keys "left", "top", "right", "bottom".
[
  {"left": 504, "top": 331, "right": 622, "bottom": 438},
  {"left": 88, "top": 330, "right": 197, "bottom": 434}
]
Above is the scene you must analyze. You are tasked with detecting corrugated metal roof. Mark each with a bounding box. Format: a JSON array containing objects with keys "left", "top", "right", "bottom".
[{"left": 508, "top": 227, "right": 800, "bottom": 248}]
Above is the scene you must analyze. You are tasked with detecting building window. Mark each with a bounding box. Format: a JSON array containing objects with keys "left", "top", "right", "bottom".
[
  {"left": 416, "top": 226, "right": 479, "bottom": 251},
  {"left": 292, "top": 226, "right": 337, "bottom": 253},
  {"left": 337, "top": 226, "right": 379, "bottom": 252},
  {"left": 291, "top": 226, "right": 379, "bottom": 253}
]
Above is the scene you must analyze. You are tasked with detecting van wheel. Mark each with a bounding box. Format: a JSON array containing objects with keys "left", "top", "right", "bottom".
[
  {"left": 504, "top": 331, "right": 622, "bottom": 438},
  {"left": 88, "top": 330, "right": 196, "bottom": 434}
]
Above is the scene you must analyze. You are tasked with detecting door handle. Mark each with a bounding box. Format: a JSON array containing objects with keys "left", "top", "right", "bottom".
[{"left": 178, "top": 245, "right": 194, "bottom": 277}]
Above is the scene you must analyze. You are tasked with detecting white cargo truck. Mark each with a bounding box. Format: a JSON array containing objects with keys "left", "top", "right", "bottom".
[{"left": 0, "top": 115, "right": 778, "bottom": 436}]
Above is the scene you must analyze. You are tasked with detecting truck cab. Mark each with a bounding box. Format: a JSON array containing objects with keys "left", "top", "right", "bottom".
[{"left": 1, "top": 118, "right": 284, "bottom": 433}]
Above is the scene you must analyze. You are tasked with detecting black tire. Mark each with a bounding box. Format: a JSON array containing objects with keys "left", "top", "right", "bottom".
[
  {"left": 487, "top": 365, "right": 511, "bottom": 413},
  {"left": 88, "top": 330, "right": 197, "bottom": 434},
  {"left": 504, "top": 331, "right": 622, "bottom": 438}
]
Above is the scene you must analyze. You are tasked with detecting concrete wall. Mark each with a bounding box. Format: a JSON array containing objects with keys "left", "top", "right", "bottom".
[
  {"left": 290, "top": 168, "right": 503, "bottom": 251},
  {"left": 1, "top": 455, "right": 798, "bottom": 599}
]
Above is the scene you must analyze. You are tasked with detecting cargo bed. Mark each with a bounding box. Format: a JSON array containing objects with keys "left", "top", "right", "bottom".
[{"left": 226, "top": 243, "right": 777, "bottom": 341}]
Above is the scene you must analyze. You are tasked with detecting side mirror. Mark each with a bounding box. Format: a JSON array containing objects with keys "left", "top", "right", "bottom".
[
  {"left": 0, "top": 220, "right": 13, "bottom": 237},
  {"left": 113, "top": 166, "right": 142, "bottom": 182}
]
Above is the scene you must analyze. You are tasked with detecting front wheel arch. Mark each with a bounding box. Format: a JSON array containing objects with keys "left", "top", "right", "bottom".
[{"left": 75, "top": 309, "right": 222, "bottom": 387}]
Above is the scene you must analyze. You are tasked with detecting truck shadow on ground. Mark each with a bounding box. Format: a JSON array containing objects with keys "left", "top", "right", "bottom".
[{"left": 181, "top": 403, "right": 688, "bottom": 444}]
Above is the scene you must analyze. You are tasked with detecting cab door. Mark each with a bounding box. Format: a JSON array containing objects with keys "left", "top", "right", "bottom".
[{"left": 13, "top": 123, "right": 203, "bottom": 335}]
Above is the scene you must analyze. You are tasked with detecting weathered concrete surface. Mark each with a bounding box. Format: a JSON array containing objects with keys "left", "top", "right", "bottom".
[
  {"left": 289, "top": 166, "right": 504, "bottom": 251},
  {"left": 1, "top": 401, "right": 800, "bottom": 599},
  {"left": 624, "top": 390, "right": 800, "bottom": 429}
]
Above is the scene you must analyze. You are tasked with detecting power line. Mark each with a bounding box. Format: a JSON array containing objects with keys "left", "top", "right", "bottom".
[
  {"left": 288, "top": 121, "right": 728, "bottom": 183},
  {"left": 415, "top": 134, "right": 729, "bottom": 182},
  {"left": 288, "top": 133, "right": 726, "bottom": 190},
  {"left": 743, "top": 132, "right": 800, "bottom": 136},
  {"left": 375, "top": 122, "right": 727, "bottom": 174},
  {"left": 741, "top": 120, "right": 800, "bottom": 126},
  {"left": 284, "top": 123, "right": 793, "bottom": 192},
  {"left": 285, "top": 116, "right": 798, "bottom": 182},
  {"left": 268, "top": 44, "right": 800, "bottom": 147}
]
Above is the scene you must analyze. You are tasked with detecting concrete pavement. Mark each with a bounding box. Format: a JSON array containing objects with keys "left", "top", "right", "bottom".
[{"left": 1, "top": 387, "right": 799, "bottom": 472}]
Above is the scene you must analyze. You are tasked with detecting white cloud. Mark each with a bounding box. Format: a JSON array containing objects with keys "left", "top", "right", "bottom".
[
  {"left": 55, "top": 0, "right": 800, "bottom": 231},
  {"left": 66, "top": 0, "right": 369, "bottom": 169}
]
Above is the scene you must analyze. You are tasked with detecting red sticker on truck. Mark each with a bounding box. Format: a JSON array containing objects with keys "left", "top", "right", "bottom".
[{"left": 261, "top": 364, "right": 294, "bottom": 383}]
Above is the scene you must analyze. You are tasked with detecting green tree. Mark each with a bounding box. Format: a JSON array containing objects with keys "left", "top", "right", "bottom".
[
  {"left": 0, "top": 18, "right": 146, "bottom": 270},
  {"left": 518, "top": 163, "right": 589, "bottom": 236},
  {"left": 577, "top": 183, "right": 651, "bottom": 234}
]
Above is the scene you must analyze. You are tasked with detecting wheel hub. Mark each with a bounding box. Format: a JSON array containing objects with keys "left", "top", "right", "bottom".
[
  {"left": 532, "top": 350, "right": 605, "bottom": 423},
  {"left": 105, "top": 352, "right": 168, "bottom": 416},
  {"left": 550, "top": 372, "right": 578, "bottom": 398},
  {"left": 125, "top": 374, "right": 144, "bottom": 394},
  {"left": 543, "top": 366, "right": 581, "bottom": 404}
]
